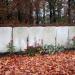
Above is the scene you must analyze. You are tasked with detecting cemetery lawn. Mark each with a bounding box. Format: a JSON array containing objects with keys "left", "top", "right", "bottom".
[{"left": 0, "top": 51, "right": 75, "bottom": 75}]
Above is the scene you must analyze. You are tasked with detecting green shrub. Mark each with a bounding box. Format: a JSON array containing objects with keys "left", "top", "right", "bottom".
[
  {"left": 43, "top": 44, "right": 64, "bottom": 54},
  {"left": 25, "top": 46, "right": 45, "bottom": 56},
  {"left": 25, "top": 46, "right": 38, "bottom": 56},
  {"left": 7, "top": 41, "right": 16, "bottom": 54},
  {"left": 55, "top": 45, "right": 64, "bottom": 52},
  {"left": 72, "top": 36, "right": 75, "bottom": 48},
  {"left": 43, "top": 45, "right": 55, "bottom": 54}
]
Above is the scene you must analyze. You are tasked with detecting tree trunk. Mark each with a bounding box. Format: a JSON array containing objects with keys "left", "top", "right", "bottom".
[
  {"left": 29, "top": 2, "right": 33, "bottom": 24},
  {"left": 11, "top": 27, "right": 13, "bottom": 47},
  {"left": 49, "top": 2, "right": 53, "bottom": 23},
  {"left": 36, "top": 10, "right": 39, "bottom": 24},
  {"left": 43, "top": 2, "right": 45, "bottom": 24},
  {"left": 17, "top": 10, "right": 22, "bottom": 22},
  {"left": 68, "top": 0, "right": 71, "bottom": 23},
  {"left": 53, "top": 7, "right": 56, "bottom": 23}
]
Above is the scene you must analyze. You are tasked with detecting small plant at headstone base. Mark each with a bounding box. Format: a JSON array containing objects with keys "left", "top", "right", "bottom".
[
  {"left": 7, "top": 41, "right": 16, "bottom": 54},
  {"left": 25, "top": 46, "right": 44, "bottom": 56},
  {"left": 43, "top": 44, "right": 55, "bottom": 54},
  {"left": 35, "top": 46, "right": 44, "bottom": 54},
  {"left": 25, "top": 46, "right": 37, "bottom": 56},
  {"left": 42, "top": 44, "right": 65, "bottom": 55},
  {"left": 72, "top": 36, "right": 75, "bottom": 49},
  {"left": 36, "top": 46, "right": 45, "bottom": 55},
  {"left": 55, "top": 44, "right": 65, "bottom": 53}
]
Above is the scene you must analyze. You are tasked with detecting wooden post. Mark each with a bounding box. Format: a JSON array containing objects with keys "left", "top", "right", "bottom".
[
  {"left": 55, "top": 28, "right": 57, "bottom": 48},
  {"left": 41, "top": 39, "right": 43, "bottom": 47},
  {"left": 34, "top": 37, "right": 37, "bottom": 47},
  {"left": 67, "top": 27, "right": 70, "bottom": 48},
  {"left": 11, "top": 26, "right": 13, "bottom": 47},
  {"left": 27, "top": 35, "right": 29, "bottom": 49}
]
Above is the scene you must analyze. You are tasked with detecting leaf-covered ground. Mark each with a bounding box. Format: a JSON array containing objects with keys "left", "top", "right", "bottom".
[{"left": 0, "top": 51, "right": 75, "bottom": 75}]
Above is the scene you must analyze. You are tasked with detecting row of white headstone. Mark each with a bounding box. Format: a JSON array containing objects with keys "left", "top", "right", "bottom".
[{"left": 0, "top": 26, "right": 75, "bottom": 52}]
